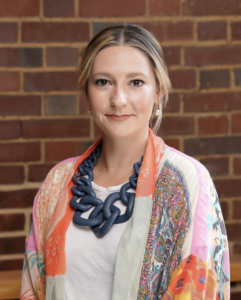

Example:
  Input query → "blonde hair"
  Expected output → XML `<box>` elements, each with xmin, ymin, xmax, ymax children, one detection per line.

<box><xmin>78</xmin><ymin>24</ymin><xmax>172</xmax><ymax>135</ymax></box>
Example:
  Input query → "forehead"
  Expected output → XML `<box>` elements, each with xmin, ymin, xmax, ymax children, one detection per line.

<box><xmin>91</xmin><ymin>45</ymin><xmax>153</xmax><ymax>76</ymax></box>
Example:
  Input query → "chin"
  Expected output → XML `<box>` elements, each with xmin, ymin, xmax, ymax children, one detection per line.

<box><xmin>101</xmin><ymin>125</ymin><xmax>138</xmax><ymax>139</ymax></box>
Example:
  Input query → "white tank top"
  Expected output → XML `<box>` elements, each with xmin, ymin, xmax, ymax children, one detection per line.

<box><xmin>65</xmin><ymin>180</ymin><xmax>136</xmax><ymax>300</ymax></box>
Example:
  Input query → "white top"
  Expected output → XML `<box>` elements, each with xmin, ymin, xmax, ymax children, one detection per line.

<box><xmin>65</xmin><ymin>179</ymin><xmax>136</xmax><ymax>300</ymax></box>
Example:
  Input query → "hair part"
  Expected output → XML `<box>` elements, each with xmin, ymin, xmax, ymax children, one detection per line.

<box><xmin>78</xmin><ymin>24</ymin><xmax>172</xmax><ymax>135</ymax></box>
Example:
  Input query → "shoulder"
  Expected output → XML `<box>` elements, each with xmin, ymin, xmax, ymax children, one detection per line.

<box><xmin>159</xmin><ymin>145</ymin><xmax>210</xmax><ymax>184</ymax></box>
<box><xmin>157</xmin><ymin>145</ymin><xmax>215</xmax><ymax>209</ymax></box>
<box><xmin>162</xmin><ymin>145</ymin><xmax>208</xmax><ymax>180</ymax></box>
<box><xmin>34</xmin><ymin>155</ymin><xmax>81</xmax><ymax>225</ymax></box>
<box><xmin>42</xmin><ymin>155</ymin><xmax>81</xmax><ymax>187</ymax></box>
<box><xmin>160</xmin><ymin>145</ymin><xmax>214</xmax><ymax>191</ymax></box>
<box><xmin>32</xmin><ymin>155</ymin><xmax>82</xmax><ymax>253</ymax></box>
<box><xmin>35</xmin><ymin>155</ymin><xmax>81</xmax><ymax>209</ymax></box>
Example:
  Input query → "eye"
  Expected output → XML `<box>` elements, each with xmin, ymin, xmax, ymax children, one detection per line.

<box><xmin>95</xmin><ymin>79</ymin><xmax>109</xmax><ymax>87</ymax></box>
<box><xmin>131</xmin><ymin>79</ymin><xmax>144</xmax><ymax>87</ymax></box>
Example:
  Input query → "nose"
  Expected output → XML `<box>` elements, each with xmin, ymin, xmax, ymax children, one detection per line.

<box><xmin>110</xmin><ymin>84</ymin><xmax>127</xmax><ymax>108</ymax></box>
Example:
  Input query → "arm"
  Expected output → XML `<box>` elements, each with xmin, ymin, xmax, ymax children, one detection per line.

<box><xmin>162</xmin><ymin>177</ymin><xmax>230</xmax><ymax>300</ymax></box>
<box><xmin>20</xmin><ymin>156</ymin><xmax>79</xmax><ymax>300</ymax></box>
<box><xmin>20</xmin><ymin>193</ymin><xmax>46</xmax><ymax>300</ymax></box>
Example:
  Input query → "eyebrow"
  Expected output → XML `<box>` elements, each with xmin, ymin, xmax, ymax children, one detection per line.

<box><xmin>92</xmin><ymin>72</ymin><xmax>149</xmax><ymax>79</ymax></box>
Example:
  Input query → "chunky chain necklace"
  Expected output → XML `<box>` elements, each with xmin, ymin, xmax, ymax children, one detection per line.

<box><xmin>69</xmin><ymin>141</ymin><xmax>143</xmax><ymax>237</ymax></box>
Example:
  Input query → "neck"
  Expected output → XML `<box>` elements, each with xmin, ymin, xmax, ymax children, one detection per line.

<box><xmin>97</xmin><ymin>127</ymin><xmax>149</xmax><ymax>175</ymax></box>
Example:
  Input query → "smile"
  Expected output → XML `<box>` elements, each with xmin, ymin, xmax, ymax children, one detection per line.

<box><xmin>106</xmin><ymin>114</ymin><xmax>132</xmax><ymax>122</ymax></box>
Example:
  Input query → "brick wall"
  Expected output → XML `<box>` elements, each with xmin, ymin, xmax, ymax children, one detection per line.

<box><xmin>0</xmin><ymin>0</ymin><xmax>240</xmax><ymax>288</ymax></box>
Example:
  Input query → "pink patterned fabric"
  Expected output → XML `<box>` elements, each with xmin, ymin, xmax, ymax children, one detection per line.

<box><xmin>20</xmin><ymin>130</ymin><xmax>230</xmax><ymax>300</ymax></box>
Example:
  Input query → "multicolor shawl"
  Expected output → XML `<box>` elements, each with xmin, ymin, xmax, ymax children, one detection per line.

<box><xmin>20</xmin><ymin>127</ymin><xmax>230</xmax><ymax>300</ymax></box>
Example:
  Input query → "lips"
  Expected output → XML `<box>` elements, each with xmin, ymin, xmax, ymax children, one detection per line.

<box><xmin>106</xmin><ymin>114</ymin><xmax>132</xmax><ymax>122</ymax></box>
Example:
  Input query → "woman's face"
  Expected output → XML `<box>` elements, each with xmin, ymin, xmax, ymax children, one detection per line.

<box><xmin>87</xmin><ymin>45</ymin><xmax>160</xmax><ymax>139</ymax></box>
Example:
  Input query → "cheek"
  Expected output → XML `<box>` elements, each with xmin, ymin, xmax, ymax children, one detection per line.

<box><xmin>132</xmin><ymin>93</ymin><xmax>154</xmax><ymax>116</ymax></box>
<box><xmin>87</xmin><ymin>85</ymin><xmax>107</xmax><ymax>111</ymax></box>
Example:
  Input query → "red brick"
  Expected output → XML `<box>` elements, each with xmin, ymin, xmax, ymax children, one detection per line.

<box><xmin>169</xmin><ymin>69</ymin><xmax>196</xmax><ymax>89</ymax></box>
<box><xmin>22</xmin><ymin>22</ymin><xmax>89</xmax><ymax>43</ymax></box>
<box><xmin>233</xmin><ymin>201</ymin><xmax>241</xmax><ymax>219</ymax></box>
<box><xmin>0</xmin><ymin>260</ymin><xmax>24</xmax><ymax>271</ymax></box>
<box><xmin>79</xmin><ymin>0</ymin><xmax>145</xmax><ymax>17</ymax></box>
<box><xmin>198</xmin><ymin>116</ymin><xmax>228</xmax><ymax>135</ymax></box>
<box><xmin>0</xmin><ymin>95</ymin><xmax>41</xmax><ymax>116</ymax></box>
<box><xmin>45</xmin><ymin>95</ymin><xmax>76</xmax><ymax>115</ymax></box>
<box><xmin>0</xmin><ymin>166</ymin><xmax>24</xmax><ymax>184</ymax></box>
<box><xmin>23</xmin><ymin>119</ymin><xmax>90</xmax><ymax>138</ymax></box>
<box><xmin>0</xmin><ymin>189</ymin><xmax>38</xmax><ymax>208</ymax></box>
<box><xmin>28</xmin><ymin>164</ymin><xmax>54</xmax><ymax>182</ymax></box>
<box><xmin>233</xmin><ymin>244</ymin><xmax>241</xmax><ymax>254</ymax></box>
<box><xmin>0</xmin><ymin>0</ymin><xmax>39</xmax><ymax>17</ymax></box>
<box><xmin>197</xmin><ymin>21</ymin><xmax>227</xmax><ymax>40</ymax></box>
<box><xmin>0</xmin><ymin>143</ymin><xmax>40</xmax><ymax>163</ymax></box>
<box><xmin>0</xmin><ymin>237</ymin><xmax>25</xmax><ymax>255</ymax></box>
<box><xmin>45</xmin><ymin>142</ymin><xmax>79</xmax><ymax>162</ymax></box>
<box><xmin>93</xmin><ymin>22</ymin><xmax>124</xmax><ymax>37</ymax></box>
<box><xmin>24</xmin><ymin>71</ymin><xmax>78</xmax><ymax>92</ymax></box>
<box><xmin>163</xmin><ymin>93</ymin><xmax>180</xmax><ymax>113</ymax></box>
<box><xmin>231</xmin><ymin>291</ymin><xmax>241</xmax><ymax>300</ymax></box>
<box><xmin>226</xmin><ymin>224</ymin><xmax>241</xmax><ymax>241</ymax></box>
<box><xmin>185</xmin><ymin>45</ymin><xmax>241</xmax><ymax>66</ymax></box>
<box><xmin>0</xmin><ymin>48</ymin><xmax>42</xmax><ymax>68</ymax></box>
<box><xmin>163</xmin><ymin>138</ymin><xmax>180</xmax><ymax>150</ymax></box>
<box><xmin>233</xmin><ymin>157</ymin><xmax>241</xmax><ymax>175</ymax></box>
<box><xmin>0</xmin><ymin>214</ymin><xmax>25</xmax><ymax>231</ymax></box>
<box><xmin>200</xmin><ymin>69</ymin><xmax>230</xmax><ymax>89</ymax></box>
<box><xmin>0</xmin><ymin>121</ymin><xmax>21</xmax><ymax>139</ymax></box>
<box><xmin>183</xmin><ymin>0</ymin><xmax>241</xmax><ymax>16</ymax></box>
<box><xmin>232</xmin><ymin>22</ymin><xmax>241</xmax><ymax>40</ymax></box>
<box><xmin>135</xmin><ymin>21</ymin><xmax>193</xmax><ymax>41</ymax></box>
<box><xmin>158</xmin><ymin>116</ymin><xmax>194</xmax><ymax>136</ymax></box>
<box><xmin>79</xmin><ymin>94</ymin><xmax>89</xmax><ymax>115</ymax></box>
<box><xmin>199</xmin><ymin>157</ymin><xmax>229</xmax><ymax>177</ymax></box>
<box><xmin>79</xmin><ymin>141</ymin><xmax>96</xmax><ymax>155</ymax></box>
<box><xmin>184</xmin><ymin>137</ymin><xmax>241</xmax><ymax>156</ymax></box>
<box><xmin>44</xmin><ymin>0</ymin><xmax>74</xmax><ymax>17</ymax></box>
<box><xmin>0</xmin><ymin>72</ymin><xmax>19</xmax><ymax>92</ymax></box>
<box><xmin>235</xmin><ymin>68</ymin><xmax>241</xmax><ymax>86</ymax></box>
<box><xmin>214</xmin><ymin>179</ymin><xmax>241</xmax><ymax>198</ymax></box>
<box><xmin>162</xmin><ymin>46</ymin><xmax>181</xmax><ymax>66</ymax></box>
<box><xmin>46</xmin><ymin>47</ymin><xmax>78</xmax><ymax>67</ymax></box>
<box><xmin>0</xmin><ymin>23</ymin><xmax>18</xmax><ymax>43</ymax></box>
<box><xmin>232</xmin><ymin>114</ymin><xmax>241</xmax><ymax>133</ymax></box>
<box><xmin>184</xmin><ymin>92</ymin><xmax>241</xmax><ymax>112</ymax></box>
<box><xmin>220</xmin><ymin>201</ymin><xmax>228</xmax><ymax>220</ymax></box>
<box><xmin>149</xmin><ymin>0</ymin><xmax>180</xmax><ymax>15</ymax></box>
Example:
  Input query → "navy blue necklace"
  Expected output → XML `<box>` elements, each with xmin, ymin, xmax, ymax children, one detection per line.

<box><xmin>69</xmin><ymin>141</ymin><xmax>144</xmax><ymax>237</ymax></box>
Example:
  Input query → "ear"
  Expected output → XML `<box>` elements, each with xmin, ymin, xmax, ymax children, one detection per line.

<box><xmin>154</xmin><ymin>87</ymin><xmax>161</xmax><ymax>104</ymax></box>
<box><xmin>156</xmin><ymin>87</ymin><xmax>165</xmax><ymax>104</ymax></box>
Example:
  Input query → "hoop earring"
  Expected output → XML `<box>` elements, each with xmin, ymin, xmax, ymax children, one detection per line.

<box><xmin>87</xmin><ymin>108</ymin><xmax>92</xmax><ymax>115</ymax></box>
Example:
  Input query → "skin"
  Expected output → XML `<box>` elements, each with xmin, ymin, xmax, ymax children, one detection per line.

<box><xmin>86</xmin><ymin>45</ymin><xmax>163</xmax><ymax>187</ymax></box>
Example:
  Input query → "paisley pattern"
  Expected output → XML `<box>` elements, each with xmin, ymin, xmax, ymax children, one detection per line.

<box><xmin>36</xmin><ymin>160</ymin><xmax>76</xmax><ymax>259</ymax></box>
<box><xmin>19</xmin><ymin>131</ymin><xmax>230</xmax><ymax>300</ymax></box>
<box><xmin>137</xmin><ymin>160</ymin><xmax>191</xmax><ymax>299</ymax></box>
<box><xmin>207</xmin><ymin>182</ymin><xmax>230</xmax><ymax>300</ymax></box>
<box><xmin>20</xmin><ymin>159</ymin><xmax>77</xmax><ymax>299</ymax></box>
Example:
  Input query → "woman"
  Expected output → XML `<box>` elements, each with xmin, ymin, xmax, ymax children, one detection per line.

<box><xmin>20</xmin><ymin>24</ymin><xmax>230</xmax><ymax>300</ymax></box>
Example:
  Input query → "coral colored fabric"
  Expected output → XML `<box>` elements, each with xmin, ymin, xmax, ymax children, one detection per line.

<box><xmin>20</xmin><ymin>128</ymin><xmax>230</xmax><ymax>300</ymax></box>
